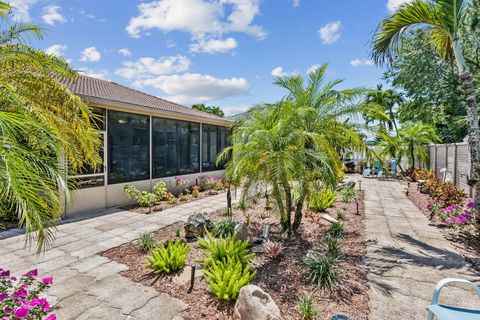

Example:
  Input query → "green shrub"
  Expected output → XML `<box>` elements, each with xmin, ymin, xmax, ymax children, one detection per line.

<box><xmin>304</xmin><ymin>251</ymin><xmax>340</xmax><ymax>292</ymax></box>
<box><xmin>152</xmin><ymin>181</ymin><xmax>167</xmax><ymax>199</ymax></box>
<box><xmin>339</xmin><ymin>187</ymin><xmax>356</xmax><ymax>203</ymax></box>
<box><xmin>198</xmin><ymin>232</ymin><xmax>253</xmax><ymax>267</ymax></box>
<box><xmin>138</xmin><ymin>232</ymin><xmax>157</xmax><ymax>252</ymax></box>
<box><xmin>323</xmin><ymin>235</ymin><xmax>341</xmax><ymax>257</ymax></box>
<box><xmin>145</xmin><ymin>240</ymin><xmax>190</xmax><ymax>274</ymax></box>
<box><xmin>309</xmin><ymin>189</ymin><xmax>336</xmax><ymax>212</ymax></box>
<box><xmin>297</xmin><ymin>294</ymin><xmax>319</xmax><ymax>320</ymax></box>
<box><xmin>202</xmin><ymin>258</ymin><xmax>256</xmax><ymax>301</ymax></box>
<box><xmin>123</xmin><ymin>185</ymin><xmax>159</xmax><ymax>207</ymax></box>
<box><xmin>329</xmin><ymin>222</ymin><xmax>345</xmax><ymax>238</ymax></box>
<box><xmin>212</xmin><ymin>219</ymin><xmax>235</xmax><ymax>238</ymax></box>
<box><xmin>336</xmin><ymin>209</ymin><xmax>346</xmax><ymax>221</ymax></box>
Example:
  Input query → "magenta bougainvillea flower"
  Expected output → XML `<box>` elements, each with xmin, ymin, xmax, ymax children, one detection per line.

<box><xmin>0</xmin><ymin>269</ymin><xmax>56</xmax><ymax>320</ymax></box>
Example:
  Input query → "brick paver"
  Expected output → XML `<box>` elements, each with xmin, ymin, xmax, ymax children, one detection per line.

<box><xmin>0</xmin><ymin>192</ymin><xmax>234</xmax><ymax>320</ymax></box>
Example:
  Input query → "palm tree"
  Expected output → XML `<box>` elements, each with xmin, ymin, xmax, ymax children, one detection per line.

<box><xmin>399</xmin><ymin>123</ymin><xmax>441</xmax><ymax>169</ymax></box>
<box><xmin>220</xmin><ymin>65</ymin><xmax>379</xmax><ymax>234</ymax></box>
<box><xmin>191</xmin><ymin>104</ymin><xmax>225</xmax><ymax>117</ymax></box>
<box><xmin>371</xmin><ymin>0</ymin><xmax>480</xmax><ymax>201</ymax></box>
<box><xmin>363</xmin><ymin>84</ymin><xmax>403</xmax><ymax>134</ymax></box>
<box><xmin>0</xmin><ymin>2</ymin><xmax>101</xmax><ymax>251</ymax></box>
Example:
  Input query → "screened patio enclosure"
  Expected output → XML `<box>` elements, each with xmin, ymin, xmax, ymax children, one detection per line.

<box><xmin>62</xmin><ymin>75</ymin><xmax>230</xmax><ymax>216</ymax></box>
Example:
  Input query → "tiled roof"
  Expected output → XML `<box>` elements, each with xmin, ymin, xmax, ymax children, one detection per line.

<box><xmin>60</xmin><ymin>74</ymin><xmax>228</xmax><ymax>123</ymax></box>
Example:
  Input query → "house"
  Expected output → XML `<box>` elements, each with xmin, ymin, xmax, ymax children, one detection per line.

<box><xmin>61</xmin><ymin>75</ymin><xmax>230</xmax><ymax>216</ymax></box>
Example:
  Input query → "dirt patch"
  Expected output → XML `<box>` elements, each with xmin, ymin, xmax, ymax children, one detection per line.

<box><xmin>404</xmin><ymin>181</ymin><xmax>480</xmax><ymax>274</ymax></box>
<box><xmin>101</xmin><ymin>191</ymin><xmax>369</xmax><ymax>320</ymax></box>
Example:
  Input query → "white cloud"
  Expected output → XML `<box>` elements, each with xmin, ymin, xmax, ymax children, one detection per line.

<box><xmin>41</xmin><ymin>5</ymin><xmax>66</xmax><ymax>25</ymax></box>
<box><xmin>118</xmin><ymin>48</ymin><xmax>132</xmax><ymax>57</ymax></box>
<box><xmin>45</xmin><ymin>44</ymin><xmax>67</xmax><ymax>57</ymax></box>
<box><xmin>116</xmin><ymin>55</ymin><xmax>191</xmax><ymax>79</ymax></box>
<box><xmin>271</xmin><ymin>66</ymin><xmax>290</xmax><ymax>77</ymax></box>
<box><xmin>126</xmin><ymin>0</ymin><xmax>266</xmax><ymax>40</ymax></box>
<box><xmin>78</xmin><ymin>68</ymin><xmax>109</xmax><ymax>80</ymax></box>
<box><xmin>79</xmin><ymin>9</ymin><xmax>106</xmax><ymax>22</ymax></box>
<box><xmin>350</xmin><ymin>59</ymin><xmax>374</xmax><ymax>67</ymax></box>
<box><xmin>136</xmin><ymin>73</ymin><xmax>250</xmax><ymax>105</ymax></box>
<box><xmin>8</xmin><ymin>0</ymin><xmax>38</xmax><ymax>21</ymax></box>
<box><xmin>318</xmin><ymin>21</ymin><xmax>342</xmax><ymax>45</ymax></box>
<box><xmin>80</xmin><ymin>47</ymin><xmax>101</xmax><ymax>62</ymax></box>
<box><xmin>166</xmin><ymin>39</ymin><xmax>177</xmax><ymax>48</ymax></box>
<box><xmin>190</xmin><ymin>37</ymin><xmax>238</xmax><ymax>53</ymax></box>
<box><xmin>292</xmin><ymin>0</ymin><xmax>300</xmax><ymax>7</ymax></box>
<box><xmin>386</xmin><ymin>0</ymin><xmax>413</xmax><ymax>12</ymax></box>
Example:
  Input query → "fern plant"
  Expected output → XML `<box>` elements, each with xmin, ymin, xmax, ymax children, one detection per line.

<box><xmin>309</xmin><ymin>189</ymin><xmax>336</xmax><ymax>212</ymax></box>
<box><xmin>202</xmin><ymin>258</ymin><xmax>256</xmax><ymax>301</ymax></box>
<box><xmin>198</xmin><ymin>232</ymin><xmax>253</xmax><ymax>267</ymax></box>
<box><xmin>145</xmin><ymin>240</ymin><xmax>190</xmax><ymax>274</ymax></box>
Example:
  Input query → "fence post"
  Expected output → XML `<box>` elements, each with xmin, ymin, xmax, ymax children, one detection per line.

<box><xmin>453</xmin><ymin>144</ymin><xmax>458</xmax><ymax>185</ymax></box>
<box><xmin>434</xmin><ymin>145</ymin><xmax>438</xmax><ymax>176</ymax></box>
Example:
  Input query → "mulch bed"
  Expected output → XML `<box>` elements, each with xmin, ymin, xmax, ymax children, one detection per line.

<box><xmin>119</xmin><ymin>190</ymin><xmax>226</xmax><ymax>214</ymax></box>
<box><xmin>404</xmin><ymin>181</ymin><xmax>480</xmax><ymax>274</ymax></box>
<box><xmin>101</xmin><ymin>190</ymin><xmax>369</xmax><ymax>320</ymax></box>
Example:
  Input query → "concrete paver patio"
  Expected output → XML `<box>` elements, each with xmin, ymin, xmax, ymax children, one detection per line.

<box><xmin>363</xmin><ymin>177</ymin><xmax>480</xmax><ymax>319</ymax></box>
<box><xmin>0</xmin><ymin>193</ymin><xmax>233</xmax><ymax>320</ymax></box>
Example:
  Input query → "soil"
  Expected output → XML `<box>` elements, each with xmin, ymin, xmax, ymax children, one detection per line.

<box><xmin>102</xmin><ymin>190</ymin><xmax>369</xmax><ymax>320</ymax></box>
<box><xmin>120</xmin><ymin>190</ymin><xmax>225</xmax><ymax>214</ymax></box>
<box><xmin>404</xmin><ymin>181</ymin><xmax>480</xmax><ymax>274</ymax></box>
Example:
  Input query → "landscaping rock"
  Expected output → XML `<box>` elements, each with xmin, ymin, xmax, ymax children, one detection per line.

<box><xmin>184</xmin><ymin>212</ymin><xmax>211</xmax><ymax>239</ymax></box>
<box><xmin>320</xmin><ymin>213</ymin><xmax>338</xmax><ymax>224</ymax></box>
<box><xmin>233</xmin><ymin>285</ymin><xmax>282</xmax><ymax>320</ymax></box>
<box><xmin>234</xmin><ymin>222</ymin><xmax>249</xmax><ymax>242</ymax></box>
<box><xmin>337</xmin><ymin>181</ymin><xmax>356</xmax><ymax>191</ymax></box>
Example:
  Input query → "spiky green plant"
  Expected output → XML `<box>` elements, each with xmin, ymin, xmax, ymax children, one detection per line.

<box><xmin>339</xmin><ymin>187</ymin><xmax>357</xmax><ymax>203</ymax></box>
<box><xmin>309</xmin><ymin>189</ymin><xmax>337</xmax><ymax>212</ymax></box>
<box><xmin>202</xmin><ymin>258</ymin><xmax>256</xmax><ymax>301</ymax></box>
<box><xmin>329</xmin><ymin>222</ymin><xmax>345</xmax><ymax>238</ymax></box>
<box><xmin>211</xmin><ymin>219</ymin><xmax>235</xmax><ymax>239</ymax></box>
<box><xmin>145</xmin><ymin>240</ymin><xmax>189</xmax><ymax>274</ymax></box>
<box><xmin>304</xmin><ymin>251</ymin><xmax>340</xmax><ymax>292</ymax></box>
<box><xmin>138</xmin><ymin>232</ymin><xmax>157</xmax><ymax>252</ymax></box>
<box><xmin>323</xmin><ymin>235</ymin><xmax>341</xmax><ymax>257</ymax></box>
<box><xmin>297</xmin><ymin>293</ymin><xmax>320</xmax><ymax>320</ymax></box>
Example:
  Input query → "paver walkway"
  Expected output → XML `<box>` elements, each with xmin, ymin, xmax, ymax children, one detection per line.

<box><xmin>363</xmin><ymin>177</ymin><xmax>480</xmax><ymax>319</ymax></box>
<box><xmin>0</xmin><ymin>193</ymin><xmax>234</xmax><ymax>320</ymax></box>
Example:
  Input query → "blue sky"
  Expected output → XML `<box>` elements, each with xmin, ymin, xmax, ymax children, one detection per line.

<box><xmin>10</xmin><ymin>0</ymin><xmax>409</xmax><ymax>116</ymax></box>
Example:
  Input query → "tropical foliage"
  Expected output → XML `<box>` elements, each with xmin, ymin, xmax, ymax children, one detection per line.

<box><xmin>220</xmin><ymin>64</ymin><xmax>382</xmax><ymax>235</ymax></box>
<box><xmin>145</xmin><ymin>240</ymin><xmax>190</xmax><ymax>274</ymax></box>
<box><xmin>191</xmin><ymin>104</ymin><xmax>225</xmax><ymax>118</ymax></box>
<box><xmin>0</xmin><ymin>2</ymin><xmax>101</xmax><ymax>250</ymax></box>
<box><xmin>372</xmin><ymin>0</ymin><xmax>480</xmax><ymax>221</ymax></box>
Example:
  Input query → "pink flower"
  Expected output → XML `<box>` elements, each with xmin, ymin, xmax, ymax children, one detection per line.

<box><xmin>45</xmin><ymin>314</ymin><xmax>57</xmax><ymax>320</ymax></box>
<box><xmin>23</xmin><ymin>269</ymin><xmax>38</xmax><ymax>277</ymax></box>
<box><xmin>42</xmin><ymin>277</ymin><xmax>53</xmax><ymax>285</ymax></box>
<box><xmin>12</xmin><ymin>289</ymin><xmax>28</xmax><ymax>299</ymax></box>
<box><xmin>0</xmin><ymin>270</ymin><xmax>10</xmax><ymax>277</ymax></box>
<box><xmin>4</xmin><ymin>306</ymin><xmax>13</xmax><ymax>313</ymax></box>
<box><xmin>13</xmin><ymin>307</ymin><xmax>29</xmax><ymax>318</ymax></box>
<box><xmin>0</xmin><ymin>293</ymin><xmax>8</xmax><ymax>302</ymax></box>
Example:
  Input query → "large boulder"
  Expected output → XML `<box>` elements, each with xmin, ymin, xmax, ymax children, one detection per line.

<box><xmin>184</xmin><ymin>212</ymin><xmax>211</xmax><ymax>239</ymax></box>
<box><xmin>234</xmin><ymin>285</ymin><xmax>282</xmax><ymax>320</ymax></box>
<box><xmin>233</xmin><ymin>222</ymin><xmax>249</xmax><ymax>242</ymax></box>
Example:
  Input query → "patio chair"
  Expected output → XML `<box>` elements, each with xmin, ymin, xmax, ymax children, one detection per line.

<box><xmin>376</xmin><ymin>170</ymin><xmax>384</xmax><ymax>179</ymax></box>
<box><xmin>362</xmin><ymin>168</ymin><xmax>371</xmax><ymax>177</ymax></box>
<box><xmin>427</xmin><ymin>278</ymin><xmax>480</xmax><ymax>320</ymax></box>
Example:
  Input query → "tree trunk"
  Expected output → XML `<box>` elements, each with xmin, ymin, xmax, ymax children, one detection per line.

<box><xmin>292</xmin><ymin>187</ymin><xmax>307</xmax><ymax>232</ymax></box>
<box><xmin>272</xmin><ymin>183</ymin><xmax>289</xmax><ymax>232</ymax></box>
<box><xmin>282</xmin><ymin>182</ymin><xmax>293</xmax><ymax>235</ymax></box>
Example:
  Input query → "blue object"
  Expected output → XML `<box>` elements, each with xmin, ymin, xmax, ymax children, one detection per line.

<box><xmin>390</xmin><ymin>158</ymin><xmax>397</xmax><ymax>174</ymax></box>
<box><xmin>377</xmin><ymin>170</ymin><xmax>384</xmax><ymax>178</ymax></box>
<box><xmin>373</xmin><ymin>160</ymin><xmax>381</xmax><ymax>173</ymax></box>
<box><xmin>331</xmin><ymin>314</ymin><xmax>349</xmax><ymax>320</ymax></box>
<box><xmin>427</xmin><ymin>278</ymin><xmax>480</xmax><ymax>320</ymax></box>
<box><xmin>362</xmin><ymin>168</ymin><xmax>371</xmax><ymax>177</ymax></box>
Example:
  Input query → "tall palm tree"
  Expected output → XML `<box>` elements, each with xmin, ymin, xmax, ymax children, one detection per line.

<box><xmin>372</xmin><ymin>0</ymin><xmax>480</xmax><ymax>201</ymax></box>
<box><xmin>0</xmin><ymin>2</ymin><xmax>101</xmax><ymax>251</ymax></box>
